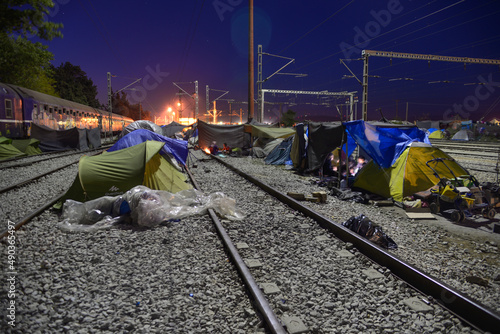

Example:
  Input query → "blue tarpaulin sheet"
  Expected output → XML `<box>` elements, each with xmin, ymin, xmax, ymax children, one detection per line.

<box><xmin>345</xmin><ymin>120</ymin><xmax>429</xmax><ymax>168</ymax></box>
<box><xmin>108</xmin><ymin>129</ymin><xmax>188</xmax><ymax>166</ymax></box>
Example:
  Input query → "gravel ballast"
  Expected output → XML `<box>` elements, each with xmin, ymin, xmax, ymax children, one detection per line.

<box><xmin>0</xmin><ymin>147</ymin><xmax>499</xmax><ymax>333</ymax></box>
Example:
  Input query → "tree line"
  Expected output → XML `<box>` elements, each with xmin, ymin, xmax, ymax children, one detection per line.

<box><xmin>0</xmin><ymin>0</ymin><xmax>151</xmax><ymax>121</ymax></box>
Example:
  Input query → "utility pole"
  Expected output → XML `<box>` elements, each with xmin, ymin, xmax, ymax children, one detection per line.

<box><xmin>194</xmin><ymin>80</ymin><xmax>198</xmax><ymax>120</ymax></box>
<box><xmin>107</xmin><ymin>72</ymin><xmax>112</xmax><ymax>141</ymax></box>
<box><xmin>173</xmin><ymin>81</ymin><xmax>198</xmax><ymax>123</ymax></box>
<box><xmin>362</xmin><ymin>53</ymin><xmax>369</xmax><ymax>121</ymax></box>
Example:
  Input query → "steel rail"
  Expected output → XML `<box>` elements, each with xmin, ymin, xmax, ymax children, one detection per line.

<box><xmin>212</xmin><ymin>155</ymin><xmax>500</xmax><ymax>333</ymax></box>
<box><xmin>0</xmin><ymin>145</ymin><xmax>110</xmax><ymax>170</ymax></box>
<box><xmin>0</xmin><ymin>194</ymin><xmax>62</xmax><ymax>239</ymax></box>
<box><xmin>0</xmin><ymin>159</ymin><xmax>79</xmax><ymax>195</ymax></box>
<box><xmin>184</xmin><ymin>162</ymin><xmax>287</xmax><ymax>334</ymax></box>
<box><xmin>0</xmin><ymin>149</ymin><xmax>106</xmax><ymax>194</ymax></box>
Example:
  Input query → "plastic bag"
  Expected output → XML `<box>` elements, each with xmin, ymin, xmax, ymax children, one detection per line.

<box><xmin>342</xmin><ymin>214</ymin><xmax>397</xmax><ymax>249</ymax></box>
<box><xmin>58</xmin><ymin>186</ymin><xmax>244</xmax><ymax>232</ymax></box>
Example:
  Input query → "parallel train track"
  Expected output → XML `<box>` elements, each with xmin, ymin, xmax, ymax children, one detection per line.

<box><xmin>1</xmin><ymin>146</ymin><xmax>499</xmax><ymax>333</ymax></box>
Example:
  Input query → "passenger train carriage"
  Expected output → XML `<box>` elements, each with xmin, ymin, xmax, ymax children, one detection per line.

<box><xmin>0</xmin><ymin>82</ymin><xmax>134</xmax><ymax>138</ymax></box>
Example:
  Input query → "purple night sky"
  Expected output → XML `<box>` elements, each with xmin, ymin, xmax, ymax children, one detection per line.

<box><xmin>42</xmin><ymin>0</ymin><xmax>500</xmax><ymax>123</ymax></box>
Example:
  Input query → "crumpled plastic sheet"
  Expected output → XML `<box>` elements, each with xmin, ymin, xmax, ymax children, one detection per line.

<box><xmin>342</xmin><ymin>214</ymin><xmax>398</xmax><ymax>249</ymax></box>
<box><xmin>58</xmin><ymin>185</ymin><xmax>245</xmax><ymax>232</ymax></box>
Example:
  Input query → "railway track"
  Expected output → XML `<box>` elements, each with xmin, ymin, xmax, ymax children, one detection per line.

<box><xmin>1</xmin><ymin>148</ymin><xmax>499</xmax><ymax>333</ymax></box>
<box><xmin>0</xmin><ymin>145</ymin><xmax>111</xmax><ymax>170</ymax></box>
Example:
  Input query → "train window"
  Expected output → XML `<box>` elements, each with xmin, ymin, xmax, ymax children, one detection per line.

<box><xmin>5</xmin><ymin>99</ymin><xmax>13</xmax><ymax>118</ymax></box>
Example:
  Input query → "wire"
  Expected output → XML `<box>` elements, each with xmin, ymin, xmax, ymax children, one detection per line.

<box><xmin>179</xmin><ymin>0</ymin><xmax>206</xmax><ymax>81</ymax></box>
<box><xmin>295</xmin><ymin>0</ymin><xmax>466</xmax><ymax>71</ymax></box>
<box><xmin>277</xmin><ymin>0</ymin><xmax>355</xmax><ymax>54</ymax></box>
<box><xmin>176</xmin><ymin>0</ymin><xmax>199</xmax><ymax>81</ymax></box>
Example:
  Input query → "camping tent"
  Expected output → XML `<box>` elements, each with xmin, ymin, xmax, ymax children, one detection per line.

<box><xmin>265</xmin><ymin>136</ymin><xmax>293</xmax><ymax>165</ymax></box>
<box><xmin>427</xmin><ymin>128</ymin><xmax>445</xmax><ymax>139</ymax></box>
<box><xmin>452</xmin><ymin>129</ymin><xmax>474</xmax><ymax>141</ymax></box>
<box><xmin>107</xmin><ymin>129</ymin><xmax>188</xmax><ymax>166</ymax></box>
<box><xmin>162</xmin><ymin>121</ymin><xmax>188</xmax><ymax>138</ymax></box>
<box><xmin>352</xmin><ymin>142</ymin><xmax>469</xmax><ymax>201</ymax></box>
<box><xmin>345</xmin><ymin>120</ymin><xmax>429</xmax><ymax>168</ymax></box>
<box><xmin>120</xmin><ymin>120</ymin><xmax>163</xmax><ymax>137</ymax></box>
<box><xmin>57</xmin><ymin>141</ymin><xmax>192</xmax><ymax>206</ymax></box>
<box><xmin>11</xmin><ymin>138</ymin><xmax>42</xmax><ymax>155</ymax></box>
<box><xmin>0</xmin><ymin>137</ymin><xmax>26</xmax><ymax>160</ymax></box>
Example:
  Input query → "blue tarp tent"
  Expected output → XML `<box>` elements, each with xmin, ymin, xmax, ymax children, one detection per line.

<box><xmin>345</xmin><ymin>120</ymin><xmax>429</xmax><ymax>168</ymax></box>
<box><xmin>265</xmin><ymin>136</ymin><xmax>293</xmax><ymax>165</ymax></box>
<box><xmin>108</xmin><ymin>129</ymin><xmax>188</xmax><ymax>166</ymax></box>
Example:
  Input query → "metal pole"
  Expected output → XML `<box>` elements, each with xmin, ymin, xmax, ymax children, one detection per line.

<box><xmin>107</xmin><ymin>72</ymin><xmax>112</xmax><ymax>142</ymax></box>
<box><xmin>248</xmin><ymin>0</ymin><xmax>254</xmax><ymax>122</ymax></box>
<box><xmin>195</xmin><ymin>80</ymin><xmax>199</xmax><ymax>120</ymax></box>
<box><xmin>349</xmin><ymin>94</ymin><xmax>354</xmax><ymax>121</ymax></box>
<box><xmin>206</xmin><ymin>85</ymin><xmax>209</xmax><ymax>116</ymax></box>
<box><xmin>258</xmin><ymin>44</ymin><xmax>262</xmax><ymax>122</ymax></box>
<box><xmin>362</xmin><ymin>53</ymin><xmax>369</xmax><ymax>121</ymax></box>
<box><xmin>261</xmin><ymin>91</ymin><xmax>265</xmax><ymax>122</ymax></box>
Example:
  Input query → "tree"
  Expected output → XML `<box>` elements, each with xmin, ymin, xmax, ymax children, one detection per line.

<box><xmin>52</xmin><ymin>62</ymin><xmax>100</xmax><ymax>108</ymax></box>
<box><xmin>281</xmin><ymin>109</ymin><xmax>296</xmax><ymax>127</ymax></box>
<box><xmin>0</xmin><ymin>1</ymin><xmax>63</xmax><ymax>93</ymax></box>
<box><xmin>112</xmin><ymin>91</ymin><xmax>152</xmax><ymax>121</ymax></box>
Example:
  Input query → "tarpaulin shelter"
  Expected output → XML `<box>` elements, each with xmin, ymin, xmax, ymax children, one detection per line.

<box><xmin>306</xmin><ymin>122</ymin><xmax>346</xmax><ymax>172</ymax></box>
<box><xmin>345</xmin><ymin>120</ymin><xmax>429</xmax><ymax>168</ymax></box>
<box><xmin>57</xmin><ymin>141</ymin><xmax>192</xmax><ymax>207</ymax></box>
<box><xmin>353</xmin><ymin>142</ymin><xmax>469</xmax><ymax>201</ymax></box>
<box><xmin>265</xmin><ymin>136</ymin><xmax>293</xmax><ymax>165</ymax></box>
<box><xmin>0</xmin><ymin>136</ymin><xmax>26</xmax><ymax>160</ymax></box>
<box><xmin>250</xmin><ymin>125</ymin><xmax>295</xmax><ymax>139</ymax></box>
<box><xmin>107</xmin><ymin>129</ymin><xmax>188</xmax><ymax>166</ymax></box>
<box><xmin>11</xmin><ymin>138</ymin><xmax>42</xmax><ymax>156</ymax></box>
<box><xmin>161</xmin><ymin>121</ymin><xmax>188</xmax><ymax>138</ymax></box>
<box><xmin>120</xmin><ymin>120</ymin><xmax>163</xmax><ymax>137</ymax></box>
<box><xmin>251</xmin><ymin>125</ymin><xmax>295</xmax><ymax>158</ymax></box>
<box><xmin>86</xmin><ymin>127</ymin><xmax>102</xmax><ymax>149</ymax></box>
<box><xmin>452</xmin><ymin>129</ymin><xmax>474</xmax><ymax>141</ymax></box>
<box><xmin>197</xmin><ymin>120</ymin><xmax>250</xmax><ymax>151</ymax></box>
<box><xmin>290</xmin><ymin>123</ymin><xmax>307</xmax><ymax>169</ymax></box>
<box><xmin>31</xmin><ymin>123</ymin><xmax>89</xmax><ymax>151</ymax></box>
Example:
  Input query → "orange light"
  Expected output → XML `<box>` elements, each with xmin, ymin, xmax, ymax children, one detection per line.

<box><xmin>204</xmin><ymin>147</ymin><xmax>211</xmax><ymax>154</ymax></box>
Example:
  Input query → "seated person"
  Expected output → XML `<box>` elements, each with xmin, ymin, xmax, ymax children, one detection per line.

<box><xmin>222</xmin><ymin>143</ymin><xmax>231</xmax><ymax>154</ymax></box>
<box><xmin>209</xmin><ymin>141</ymin><xmax>219</xmax><ymax>155</ymax></box>
<box><xmin>353</xmin><ymin>156</ymin><xmax>367</xmax><ymax>175</ymax></box>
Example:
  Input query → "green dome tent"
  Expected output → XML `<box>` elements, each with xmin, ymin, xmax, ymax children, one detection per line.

<box><xmin>11</xmin><ymin>138</ymin><xmax>42</xmax><ymax>155</ymax></box>
<box><xmin>57</xmin><ymin>140</ymin><xmax>192</xmax><ymax>207</ymax></box>
<box><xmin>0</xmin><ymin>136</ymin><xmax>26</xmax><ymax>160</ymax></box>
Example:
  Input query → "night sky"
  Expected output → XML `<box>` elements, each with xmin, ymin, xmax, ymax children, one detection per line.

<box><xmin>43</xmin><ymin>0</ymin><xmax>500</xmax><ymax>123</ymax></box>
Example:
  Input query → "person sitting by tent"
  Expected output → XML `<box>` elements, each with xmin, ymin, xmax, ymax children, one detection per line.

<box><xmin>222</xmin><ymin>143</ymin><xmax>231</xmax><ymax>154</ymax></box>
<box><xmin>322</xmin><ymin>152</ymin><xmax>336</xmax><ymax>176</ymax></box>
<box><xmin>353</xmin><ymin>156</ymin><xmax>366</xmax><ymax>175</ymax></box>
<box><xmin>209</xmin><ymin>141</ymin><xmax>219</xmax><ymax>155</ymax></box>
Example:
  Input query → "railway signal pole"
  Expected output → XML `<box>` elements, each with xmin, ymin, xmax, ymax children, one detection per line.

<box><xmin>173</xmin><ymin>81</ymin><xmax>199</xmax><ymax>122</ymax></box>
